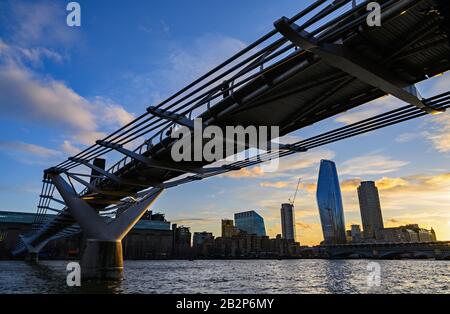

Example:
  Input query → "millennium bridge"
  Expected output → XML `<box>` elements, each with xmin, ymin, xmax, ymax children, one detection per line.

<box><xmin>13</xmin><ymin>0</ymin><xmax>450</xmax><ymax>280</ymax></box>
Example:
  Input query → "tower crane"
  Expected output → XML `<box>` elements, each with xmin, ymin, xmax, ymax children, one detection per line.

<box><xmin>288</xmin><ymin>178</ymin><xmax>301</xmax><ymax>206</ymax></box>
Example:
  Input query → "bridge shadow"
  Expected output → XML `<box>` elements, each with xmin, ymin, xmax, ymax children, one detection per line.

<box><xmin>330</xmin><ymin>251</ymin><xmax>372</xmax><ymax>259</ymax></box>
<box><xmin>23</xmin><ymin>260</ymin><xmax>124</xmax><ymax>293</ymax></box>
<box><xmin>377</xmin><ymin>251</ymin><xmax>434</xmax><ymax>259</ymax></box>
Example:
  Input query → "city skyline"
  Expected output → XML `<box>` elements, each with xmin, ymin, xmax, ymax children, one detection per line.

<box><xmin>147</xmin><ymin>162</ymin><xmax>442</xmax><ymax>246</ymax></box>
<box><xmin>0</xmin><ymin>0</ymin><xmax>449</xmax><ymax>247</ymax></box>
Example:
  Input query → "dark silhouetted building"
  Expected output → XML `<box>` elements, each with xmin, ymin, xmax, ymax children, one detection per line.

<box><xmin>122</xmin><ymin>215</ymin><xmax>172</xmax><ymax>259</ymax></box>
<box><xmin>0</xmin><ymin>210</ymin><xmax>173</xmax><ymax>259</ymax></box>
<box><xmin>346</xmin><ymin>224</ymin><xmax>362</xmax><ymax>243</ymax></box>
<box><xmin>280</xmin><ymin>203</ymin><xmax>296</xmax><ymax>241</ymax></box>
<box><xmin>201</xmin><ymin>232</ymin><xmax>302</xmax><ymax>258</ymax></box>
<box><xmin>193</xmin><ymin>231</ymin><xmax>214</xmax><ymax>257</ymax></box>
<box><xmin>221</xmin><ymin>219</ymin><xmax>239</xmax><ymax>238</ymax></box>
<box><xmin>172</xmin><ymin>224</ymin><xmax>192</xmax><ymax>258</ymax></box>
<box><xmin>357</xmin><ymin>181</ymin><xmax>384</xmax><ymax>240</ymax></box>
<box><xmin>381</xmin><ymin>224</ymin><xmax>437</xmax><ymax>243</ymax></box>
<box><xmin>316</xmin><ymin>160</ymin><xmax>346</xmax><ymax>244</ymax></box>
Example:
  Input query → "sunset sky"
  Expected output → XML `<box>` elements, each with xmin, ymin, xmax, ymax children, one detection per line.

<box><xmin>0</xmin><ymin>0</ymin><xmax>449</xmax><ymax>246</ymax></box>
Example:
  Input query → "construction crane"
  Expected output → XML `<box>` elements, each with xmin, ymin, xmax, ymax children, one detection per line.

<box><xmin>288</xmin><ymin>178</ymin><xmax>301</xmax><ymax>206</ymax></box>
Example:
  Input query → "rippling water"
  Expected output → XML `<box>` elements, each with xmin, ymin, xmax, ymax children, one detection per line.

<box><xmin>0</xmin><ymin>260</ymin><xmax>448</xmax><ymax>294</ymax></box>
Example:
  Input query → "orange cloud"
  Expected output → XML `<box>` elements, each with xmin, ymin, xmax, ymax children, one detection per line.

<box><xmin>296</xmin><ymin>222</ymin><xmax>313</xmax><ymax>230</ymax></box>
<box><xmin>376</xmin><ymin>177</ymin><xmax>409</xmax><ymax>190</ymax></box>
<box><xmin>340</xmin><ymin>178</ymin><xmax>361</xmax><ymax>192</ymax></box>
<box><xmin>224</xmin><ymin>166</ymin><xmax>265</xmax><ymax>178</ymax></box>
<box><xmin>425</xmin><ymin>114</ymin><xmax>450</xmax><ymax>153</ymax></box>
<box><xmin>260</xmin><ymin>181</ymin><xmax>290</xmax><ymax>188</ymax></box>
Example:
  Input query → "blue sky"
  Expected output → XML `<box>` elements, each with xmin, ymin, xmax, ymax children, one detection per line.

<box><xmin>0</xmin><ymin>0</ymin><xmax>449</xmax><ymax>245</ymax></box>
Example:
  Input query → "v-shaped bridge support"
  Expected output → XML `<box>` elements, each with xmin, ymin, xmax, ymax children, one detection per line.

<box><xmin>47</xmin><ymin>173</ymin><xmax>164</xmax><ymax>280</ymax></box>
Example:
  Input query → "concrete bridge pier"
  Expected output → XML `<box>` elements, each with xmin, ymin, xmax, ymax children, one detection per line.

<box><xmin>81</xmin><ymin>239</ymin><xmax>124</xmax><ymax>280</ymax></box>
<box><xmin>25</xmin><ymin>252</ymin><xmax>39</xmax><ymax>263</ymax></box>
<box><xmin>48</xmin><ymin>173</ymin><xmax>164</xmax><ymax>281</ymax></box>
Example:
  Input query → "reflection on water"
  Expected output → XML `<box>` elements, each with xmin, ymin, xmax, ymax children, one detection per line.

<box><xmin>0</xmin><ymin>259</ymin><xmax>448</xmax><ymax>294</ymax></box>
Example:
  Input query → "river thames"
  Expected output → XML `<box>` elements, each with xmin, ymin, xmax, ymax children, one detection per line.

<box><xmin>0</xmin><ymin>259</ymin><xmax>448</xmax><ymax>294</ymax></box>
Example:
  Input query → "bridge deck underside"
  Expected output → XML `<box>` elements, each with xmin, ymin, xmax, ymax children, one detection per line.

<box><xmin>90</xmin><ymin>0</ymin><xmax>450</xmax><ymax>206</ymax></box>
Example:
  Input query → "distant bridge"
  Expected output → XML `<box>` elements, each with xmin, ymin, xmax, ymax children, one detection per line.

<box><xmin>13</xmin><ymin>0</ymin><xmax>450</xmax><ymax>280</ymax></box>
<box><xmin>319</xmin><ymin>241</ymin><xmax>450</xmax><ymax>259</ymax></box>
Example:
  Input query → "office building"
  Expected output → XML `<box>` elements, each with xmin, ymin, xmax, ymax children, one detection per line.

<box><xmin>172</xmin><ymin>224</ymin><xmax>192</xmax><ymax>258</ymax></box>
<box><xmin>357</xmin><ymin>181</ymin><xmax>384</xmax><ymax>240</ymax></box>
<box><xmin>280</xmin><ymin>203</ymin><xmax>297</xmax><ymax>241</ymax></box>
<box><xmin>381</xmin><ymin>224</ymin><xmax>437</xmax><ymax>243</ymax></box>
<box><xmin>316</xmin><ymin>160</ymin><xmax>347</xmax><ymax>244</ymax></box>
<box><xmin>221</xmin><ymin>219</ymin><xmax>239</xmax><ymax>238</ymax></box>
<box><xmin>193</xmin><ymin>231</ymin><xmax>215</xmax><ymax>257</ymax></box>
<box><xmin>193</xmin><ymin>231</ymin><xmax>214</xmax><ymax>247</ymax></box>
<box><xmin>234</xmin><ymin>210</ymin><xmax>266</xmax><ymax>237</ymax></box>
<box><xmin>347</xmin><ymin>224</ymin><xmax>362</xmax><ymax>243</ymax></box>
<box><xmin>0</xmin><ymin>210</ymin><xmax>173</xmax><ymax>259</ymax></box>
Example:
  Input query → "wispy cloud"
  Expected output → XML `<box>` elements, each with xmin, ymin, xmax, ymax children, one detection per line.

<box><xmin>395</xmin><ymin>132</ymin><xmax>424</xmax><ymax>143</ymax></box>
<box><xmin>423</xmin><ymin>114</ymin><xmax>450</xmax><ymax>153</ymax></box>
<box><xmin>0</xmin><ymin>39</ymin><xmax>64</xmax><ymax>67</ymax></box>
<box><xmin>0</xmin><ymin>140</ymin><xmax>62</xmax><ymax>165</ymax></box>
<box><xmin>395</xmin><ymin>73</ymin><xmax>450</xmax><ymax>153</ymax></box>
<box><xmin>123</xmin><ymin>34</ymin><xmax>247</xmax><ymax>106</ymax></box>
<box><xmin>2</xmin><ymin>0</ymin><xmax>79</xmax><ymax>47</ymax></box>
<box><xmin>0</xmin><ymin>63</ymin><xmax>96</xmax><ymax>131</ymax></box>
<box><xmin>0</xmin><ymin>140</ymin><xmax>60</xmax><ymax>157</ymax></box>
<box><xmin>334</xmin><ymin>95</ymin><xmax>402</xmax><ymax>125</ymax></box>
<box><xmin>171</xmin><ymin>217</ymin><xmax>216</xmax><ymax>224</ymax></box>
<box><xmin>223</xmin><ymin>149</ymin><xmax>335</xmax><ymax>179</ymax></box>
<box><xmin>225</xmin><ymin>166</ymin><xmax>266</xmax><ymax>178</ymax></box>
<box><xmin>60</xmin><ymin>140</ymin><xmax>81</xmax><ymax>155</ymax></box>
<box><xmin>95</xmin><ymin>97</ymin><xmax>135</xmax><ymax>127</ymax></box>
<box><xmin>0</xmin><ymin>0</ymin><xmax>136</xmax><ymax>157</ymax></box>
<box><xmin>0</xmin><ymin>42</ymin><xmax>135</xmax><ymax>153</ymax></box>
<box><xmin>339</xmin><ymin>153</ymin><xmax>409</xmax><ymax>175</ymax></box>
<box><xmin>166</xmin><ymin>34</ymin><xmax>246</xmax><ymax>87</ymax></box>
<box><xmin>260</xmin><ymin>181</ymin><xmax>291</xmax><ymax>188</ymax></box>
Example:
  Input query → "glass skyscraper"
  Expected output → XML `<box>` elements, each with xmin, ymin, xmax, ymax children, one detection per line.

<box><xmin>316</xmin><ymin>160</ymin><xmax>347</xmax><ymax>244</ymax></box>
<box><xmin>234</xmin><ymin>210</ymin><xmax>266</xmax><ymax>236</ymax></box>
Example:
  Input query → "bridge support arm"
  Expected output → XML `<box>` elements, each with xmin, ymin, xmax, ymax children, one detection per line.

<box><xmin>274</xmin><ymin>17</ymin><xmax>444</xmax><ymax>114</ymax></box>
<box><xmin>109</xmin><ymin>188</ymin><xmax>164</xmax><ymax>240</ymax></box>
<box><xmin>48</xmin><ymin>173</ymin><xmax>111</xmax><ymax>240</ymax></box>
<box><xmin>48</xmin><ymin>172</ymin><xmax>164</xmax><ymax>280</ymax></box>
<box><xmin>19</xmin><ymin>235</ymin><xmax>51</xmax><ymax>262</ymax></box>
<box><xmin>96</xmin><ymin>140</ymin><xmax>210</xmax><ymax>174</ymax></box>
<box><xmin>147</xmin><ymin>107</ymin><xmax>195</xmax><ymax>129</ymax></box>
<box><xmin>68</xmin><ymin>157</ymin><xmax>148</xmax><ymax>187</ymax></box>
